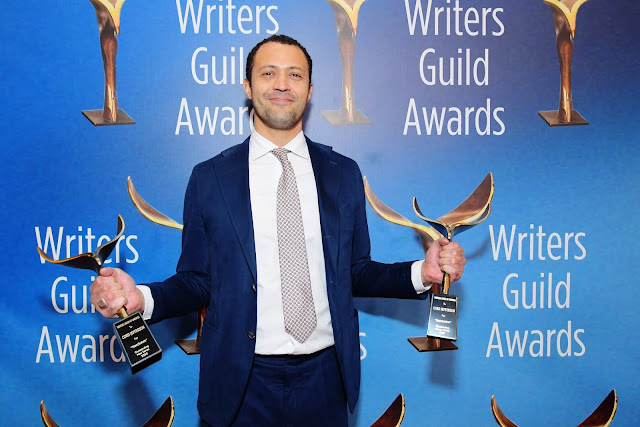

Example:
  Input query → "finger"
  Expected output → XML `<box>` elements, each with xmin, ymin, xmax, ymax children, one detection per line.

<box><xmin>439</xmin><ymin>250</ymin><xmax>465</xmax><ymax>266</ymax></box>
<box><xmin>442</xmin><ymin>263</ymin><xmax>464</xmax><ymax>282</ymax></box>
<box><xmin>91</xmin><ymin>276</ymin><xmax>122</xmax><ymax>296</ymax></box>
<box><xmin>436</xmin><ymin>237</ymin><xmax>449</xmax><ymax>247</ymax></box>
<box><xmin>92</xmin><ymin>295</ymin><xmax>127</xmax><ymax>318</ymax></box>
<box><xmin>100</xmin><ymin>267</ymin><xmax>115</xmax><ymax>277</ymax></box>
<box><xmin>439</xmin><ymin>241</ymin><xmax>462</xmax><ymax>254</ymax></box>
<box><xmin>439</xmin><ymin>250</ymin><xmax>466</xmax><ymax>265</ymax></box>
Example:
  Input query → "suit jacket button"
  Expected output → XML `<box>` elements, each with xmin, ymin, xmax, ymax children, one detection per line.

<box><xmin>248</xmin><ymin>332</ymin><xmax>255</xmax><ymax>340</ymax></box>
<box><xmin>252</xmin><ymin>283</ymin><xmax>256</xmax><ymax>292</ymax></box>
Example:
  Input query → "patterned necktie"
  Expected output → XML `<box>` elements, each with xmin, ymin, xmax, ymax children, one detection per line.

<box><xmin>272</xmin><ymin>148</ymin><xmax>317</xmax><ymax>343</ymax></box>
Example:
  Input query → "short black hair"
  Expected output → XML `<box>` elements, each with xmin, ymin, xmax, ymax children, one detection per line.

<box><xmin>245</xmin><ymin>34</ymin><xmax>312</xmax><ymax>86</ymax></box>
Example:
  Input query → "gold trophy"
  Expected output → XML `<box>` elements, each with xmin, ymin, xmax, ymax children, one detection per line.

<box><xmin>538</xmin><ymin>0</ymin><xmax>589</xmax><ymax>126</ymax></box>
<box><xmin>37</xmin><ymin>215</ymin><xmax>162</xmax><ymax>372</ymax></box>
<box><xmin>491</xmin><ymin>389</ymin><xmax>617</xmax><ymax>427</ymax></box>
<box><xmin>364</xmin><ymin>174</ymin><xmax>494</xmax><ymax>351</ymax></box>
<box><xmin>127</xmin><ymin>177</ymin><xmax>206</xmax><ymax>355</ymax></box>
<box><xmin>322</xmin><ymin>0</ymin><xmax>371</xmax><ymax>125</ymax></box>
<box><xmin>82</xmin><ymin>0</ymin><xmax>135</xmax><ymax>125</ymax></box>
<box><xmin>40</xmin><ymin>397</ymin><xmax>175</xmax><ymax>427</ymax></box>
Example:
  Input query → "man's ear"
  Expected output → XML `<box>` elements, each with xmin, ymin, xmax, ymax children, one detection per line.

<box><xmin>243</xmin><ymin>79</ymin><xmax>252</xmax><ymax>100</ymax></box>
<box><xmin>307</xmin><ymin>82</ymin><xmax>313</xmax><ymax>102</ymax></box>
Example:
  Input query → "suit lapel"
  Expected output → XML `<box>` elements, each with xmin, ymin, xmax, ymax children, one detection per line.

<box><xmin>210</xmin><ymin>137</ymin><xmax>340</xmax><ymax>285</ymax></box>
<box><xmin>212</xmin><ymin>138</ymin><xmax>257</xmax><ymax>281</ymax></box>
<box><xmin>307</xmin><ymin>138</ymin><xmax>340</xmax><ymax>287</ymax></box>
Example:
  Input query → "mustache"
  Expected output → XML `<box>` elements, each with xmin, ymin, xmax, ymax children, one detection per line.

<box><xmin>263</xmin><ymin>92</ymin><xmax>297</xmax><ymax>102</ymax></box>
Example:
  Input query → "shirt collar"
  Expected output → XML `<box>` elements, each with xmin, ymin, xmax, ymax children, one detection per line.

<box><xmin>249</xmin><ymin>129</ymin><xmax>309</xmax><ymax>162</ymax></box>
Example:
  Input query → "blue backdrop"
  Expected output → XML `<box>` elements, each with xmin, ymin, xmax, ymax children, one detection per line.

<box><xmin>2</xmin><ymin>0</ymin><xmax>639</xmax><ymax>425</ymax></box>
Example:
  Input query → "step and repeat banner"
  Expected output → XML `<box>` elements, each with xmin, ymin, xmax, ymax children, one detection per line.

<box><xmin>3</xmin><ymin>0</ymin><xmax>639</xmax><ymax>425</ymax></box>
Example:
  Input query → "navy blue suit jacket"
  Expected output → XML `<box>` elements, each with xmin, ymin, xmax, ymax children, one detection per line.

<box><xmin>147</xmin><ymin>137</ymin><xmax>425</xmax><ymax>426</ymax></box>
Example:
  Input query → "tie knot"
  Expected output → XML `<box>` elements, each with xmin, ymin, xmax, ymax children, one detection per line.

<box><xmin>272</xmin><ymin>148</ymin><xmax>290</xmax><ymax>164</ymax></box>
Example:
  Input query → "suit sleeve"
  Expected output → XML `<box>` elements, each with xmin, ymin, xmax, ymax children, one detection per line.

<box><xmin>145</xmin><ymin>165</ymin><xmax>211</xmax><ymax>323</ymax></box>
<box><xmin>348</xmin><ymin>161</ymin><xmax>428</xmax><ymax>300</ymax></box>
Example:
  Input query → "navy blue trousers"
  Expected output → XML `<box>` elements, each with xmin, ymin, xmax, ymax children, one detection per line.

<box><xmin>203</xmin><ymin>346</ymin><xmax>348</xmax><ymax>426</ymax></box>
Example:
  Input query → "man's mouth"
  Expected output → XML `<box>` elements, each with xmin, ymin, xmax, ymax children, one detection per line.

<box><xmin>265</xmin><ymin>93</ymin><xmax>296</xmax><ymax>104</ymax></box>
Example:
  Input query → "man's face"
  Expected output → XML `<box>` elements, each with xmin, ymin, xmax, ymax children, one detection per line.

<box><xmin>243</xmin><ymin>42</ymin><xmax>312</xmax><ymax>133</ymax></box>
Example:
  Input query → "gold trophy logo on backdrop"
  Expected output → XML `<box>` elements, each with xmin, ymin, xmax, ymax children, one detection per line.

<box><xmin>491</xmin><ymin>389</ymin><xmax>617</xmax><ymax>427</ymax></box>
<box><xmin>37</xmin><ymin>215</ymin><xmax>162</xmax><ymax>373</ymax></box>
<box><xmin>127</xmin><ymin>177</ymin><xmax>207</xmax><ymax>355</ymax></box>
<box><xmin>83</xmin><ymin>0</ymin><xmax>135</xmax><ymax>126</ymax></box>
<box><xmin>322</xmin><ymin>0</ymin><xmax>371</xmax><ymax>126</ymax></box>
<box><xmin>364</xmin><ymin>174</ymin><xmax>494</xmax><ymax>352</ymax></box>
<box><xmin>538</xmin><ymin>0</ymin><xmax>589</xmax><ymax>126</ymax></box>
<box><xmin>40</xmin><ymin>397</ymin><xmax>175</xmax><ymax>427</ymax></box>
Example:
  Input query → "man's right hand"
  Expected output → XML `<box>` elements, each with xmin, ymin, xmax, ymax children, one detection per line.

<box><xmin>90</xmin><ymin>267</ymin><xmax>145</xmax><ymax>318</ymax></box>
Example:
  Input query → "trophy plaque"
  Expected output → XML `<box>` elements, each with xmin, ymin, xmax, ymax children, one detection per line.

<box><xmin>491</xmin><ymin>389</ymin><xmax>617</xmax><ymax>427</ymax></box>
<box><xmin>538</xmin><ymin>0</ymin><xmax>589</xmax><ymax>126</ymax></box>
<box><xmin>83</xmin><ymin>0</ymin><xmax>135</xmax><ymax>126</ymax></box>
<box><xmin>364</xmin><ymin>174</ymin><xmax>494</xmax><ymax>352</ymax></box>
<box><xmin>128</xmin><ymin>177</ymin><xmax>206</xmax><ymax>355</ymax></box>
<box><xmin>322</xmin><ymin>0</ymin><xmax>371</xmax><ymax>126</ymax></box>
<box><xmin>37</xmin><ymin>215</ymin><xmax>161</xmax><ymax>373</ymax></box>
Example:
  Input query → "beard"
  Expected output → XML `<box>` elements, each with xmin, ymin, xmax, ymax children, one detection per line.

<box><xmin>251</xmin><ymin>93</ymin><xmax>308</xmax><ymax>130</ymax></box>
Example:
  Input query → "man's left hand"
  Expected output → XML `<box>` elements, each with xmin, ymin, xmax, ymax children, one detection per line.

<box><xmin>421</xmin><ymin>237</ymin><xmax>466</xmax><ymax>285</ymax></box>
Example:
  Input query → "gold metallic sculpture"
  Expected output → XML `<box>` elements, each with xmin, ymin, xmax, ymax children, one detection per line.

<box><xmin>83</xmin><ymin>0</ymin><xmax>135</xmax><ymax>126</ymax></box>
<box><xmin>127</xmin><ymin>177</ymin><xmax>204</xmax><ymax>355</ymax></box>
<box><xmin>322</xmin><ymin>0</ymin><xmax>371</xmax><ymax>125</ymax></box>
<box><xmin>364</xmin><ymin>174</ymin><xmax>494</xmax><ymax>351</ymax></box>
<box><xmin>37</xmin><ymin>215</ymin><xmax>126</xmax><ymax>274</ymax></box>
<box><xmin>127</xmin><ymin>178</ymin><xmax>183</xmax><ymax>231</ymax></box>
<box><xmin>491</xmin><ymin>389</ymin><xmax>617</xmax><ymax>426</ymax></box>
<box><xmin>40</xmin><ymin>397</ymin><xmax>175</xmax><ymax>427</ymax></box>
<box><xmin>538</xmin><ymin>0</ymin><xmax>589</xmax><ymax>126</ymax></box>
<box><xmin>370</xmin><ymin>394</ymin><xmax>405</xmax><ymax>427</ymax></box>
<box><xmin>37</xmin><ymin>215</ymin><xmax>162</xmax><ymax>373</ymax></box>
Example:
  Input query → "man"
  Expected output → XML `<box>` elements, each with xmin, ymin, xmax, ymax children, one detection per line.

<box><xmin>90</xmin><ymin>35</ymin><xmax>466</xmax><ymax>426</ymax></box>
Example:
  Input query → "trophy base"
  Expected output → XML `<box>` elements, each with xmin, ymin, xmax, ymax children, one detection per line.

<box><xmin>538</xmin><ymin>110</ymin><xmax>588</xmax><ymax>127</ymax></box>
<box><xmin>114</xmin><ymin>312</ymin><xmax>163</xmax><ymax>374</ymax></box>
<box><xmin>408</xmin><ymin>336</ymin><xmax>458</xmax><ymax>352</ymax></box>
<box><xmin>82</xmin><ymin>109</ymin><xmax>136</xmax><ymax>126</ymax></box>
<box><xmin>321</xmin><ymin>109</ymin><xmax>371</xmax><ymax>126</ymax></box>
<box><xmin>175</xmin><ymin>339</ymin><xmax>200</xmax><ymax>355</ymax></box>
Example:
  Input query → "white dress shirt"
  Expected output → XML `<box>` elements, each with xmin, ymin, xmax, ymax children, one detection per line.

<box><xmin>140</xmin><ymin>129</ymin><xmax>430</xmax><ymax>354</ymax></box>
<box><xmin>249</xmin><ymin>130</ymin><xmax>334</xmax><ymax>354</ymax></box>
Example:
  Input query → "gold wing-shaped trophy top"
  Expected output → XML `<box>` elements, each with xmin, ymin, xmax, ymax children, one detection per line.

<box><xmin>127</xmin><ymin>177</ymin><xmax>184</xmax><ymax>231</ymax></box>
<box><xmin>40</xmin><ymin>396</ymin><xmax>175</xmax><ymax>427</ymax></box>
<box><xmin>327</xmin><ymin>0</ymin><xmax>366</xmax><ymax>35</ymax></box>
<box><xmin>363</xmin><ymin>176</ymin><xmax>440</xmax><ymax>251</ymax></box>
<box><xmin>491</xmin><ymin>395</ymin><xmax>518</xmax><ymax>427</ymax></box>
<box><xmin>40</xmin><ymin>401</ymin><xmax>60</xmax><ymax>427</ymax></box>
<box><xmin>90</xmin><ymin>0</ymin><xmax>126</xmax><ymax>33</ymax></box>
<box><xmin>491</xmin><ymin>389</ymin><xmax>617</xmax><ymax>427</ymax></box>
<box><xmin>142</xmin><ymin>396</ymin><xmax>175</xmax><ymax>427</ymax></box>
<box><xmin>542</xmin><ymin>0</ymin><xmax>589</xmax><ymax>36</ymax></box>
<box><xmin>413</xmin><ymin>173</ymin><xmax>494</xmax><ymax>240</ymax></box>
<box><xmin>370</xmin><ymin>393</ymin><xmax>405</xmax><ymax>427</ymax></box>
<box><xmin>577</xmin><ymin>389</ymin><xmax>618</xmax><ymax>427</ymax></box>
<box><xmin>36</xmin><ymin>215</ymin><xmax>125</xmax><ymax>274</ymax></box>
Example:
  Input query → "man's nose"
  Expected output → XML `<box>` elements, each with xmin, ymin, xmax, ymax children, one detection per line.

<box><xmin>273</xmin><ymin>74</ymin><xmax>290</xmax><ymax>91</ymax></box>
